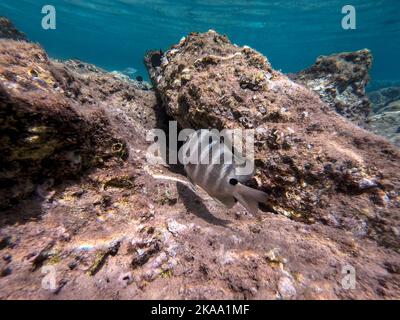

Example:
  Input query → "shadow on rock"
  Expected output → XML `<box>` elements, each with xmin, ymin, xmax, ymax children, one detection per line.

<box><xmin>176</xmin><ymin>182</ymin><xmax>230</xmax><ymax>227</ymax></box>
<box><xmin>0</xmin><ymin>196</ymin><xmax>43</xmax><ymax>228</ymax></box>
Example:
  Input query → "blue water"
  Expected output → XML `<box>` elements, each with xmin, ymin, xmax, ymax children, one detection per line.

<box><xmin>1</xmin><ymin>0</ymin><xmax>399</xmax><ymax>87</ymax></box>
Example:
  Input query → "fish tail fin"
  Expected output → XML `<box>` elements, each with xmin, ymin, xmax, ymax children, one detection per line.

<box><xmin>233</xmin><ymin>183</ymin><xmax>268</xmax><ymax>215</ymax></box>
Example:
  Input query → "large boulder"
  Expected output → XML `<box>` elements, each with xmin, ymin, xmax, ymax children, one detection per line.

<box><xmin>289</xmin><ymin>49</ymin><xmax>372</xmax><ymax>126</ymax></box>
<box><xmin>146</xmin><ymin>31</ymin><xmax>400</xmax><ymax>252</ymax></box>
<box><xmin>0</xmin><ymin>39</ymin><xmax>157</xmax><ymax>209</ymax></box>
<box><xmin>291</xmin><ymin>52</ymin><xmax>400</xmax><ymax>148</ymax></box>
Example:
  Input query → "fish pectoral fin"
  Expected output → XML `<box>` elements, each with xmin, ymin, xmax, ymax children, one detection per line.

<box><xmin>235</xmin><ymin>193</ymin><xmax>259</xmax><ymax>216</ymax></box>
<box><xmin>233</xmin><ymin>183</ymin><xmax>268</xmax><ymax>215</ymax></box>
<box><xmin>212</xmin><ymin>194</ymin><xmax>237</xmax><ymax>208</ymax></box>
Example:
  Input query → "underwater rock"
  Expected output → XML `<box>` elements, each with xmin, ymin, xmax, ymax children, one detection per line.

<box><xmin>0</xmin><ymin>17</ymin><xmax>27</xmax><ymax>41</ymax></box>
<box><xmin>58</xmin><ymin>59</ymin><xmax>152</xmax><ymax>91</ymax></box>
<box><xmin>146</xmin><ymin>31</ymin><xmax>400</xmax><ymax>252</ymax></box>
<box><xmin>368</xmin><ymin>86</ymin><xmax>400</xmax><ymax>114</ymax></box>
<box><xmin>292</xmin><ymin>53</ymin><xmax>400</xmax><ymax>147</ymax></box>
<box><xmin>110</xmin><ymin>70</ymin><xmax>152</xmax><ymax>90</ymax></box>
<box><xmin>368</xmin><ymin>109</ymin><xmax>400</xmax><ymax>147</ymax></box>
<box><xmin>277</xmin><ymin>276</ymin><xmax>296</xmax><ymax>299</ymax></box>
<box><xmin>87</xmin><ymin>240</ymin><xmax>121</xmax><ymax>276</ymax></box>
<box><xmin>366</xmin><ymin>87</ymin><xmax>400</xmax><ymax>147</ymax></box>
<box><xmin>290</xmin><ymin>49</ymin><xmax>372</xmax><ymax>126</ymax></box>
<box><xmin>0</xmin><ymin>40</ymin><xmax>104</xmax><ymax>208</ymax></box>
<box><xmin>0</xmin><ymin>40</ymin><xmax>156</xmax><ymax>209</ymax></box>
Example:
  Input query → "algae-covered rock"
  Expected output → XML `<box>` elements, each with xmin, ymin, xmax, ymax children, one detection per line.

<box><xmin>0</xmin><ymin>41</ymin><xmax>89</xmax><ymax>207</ymax></box>
<box><xmin>0</xmin><ymin>40</ymin><xmax>152</xmax><ymax>208</ymax></box>
<box><xmin>0</xmin><ymin>17</ymin><xmax>27</xmax><ymax>41</ymax></box>
<box><xmin>290</xmin><ymin>49</ymin><xmax>372</xmax><ymax>126</ymax></box>
<box><xmin>146</xmin><ymin>31</ymin><xmax>400</xmax><ymax>251</ymax></box>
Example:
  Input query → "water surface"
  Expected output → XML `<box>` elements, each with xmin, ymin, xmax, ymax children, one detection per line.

<box><xmin>1</xmin><ymin>0</ymin><xmax>399</xmax><ymax>87</ymax></box>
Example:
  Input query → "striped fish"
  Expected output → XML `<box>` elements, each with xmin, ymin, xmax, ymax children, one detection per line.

<box><xmin>181</xmin><ymin>129</ymin><xmax>268</xmax><ymax>215</ymax></box>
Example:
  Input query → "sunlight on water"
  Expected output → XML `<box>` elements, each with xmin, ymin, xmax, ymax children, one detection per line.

<box><xmin>0</xmin><ymin>0</ymin><xmax>399</xmax><ymax>86</ymax></box>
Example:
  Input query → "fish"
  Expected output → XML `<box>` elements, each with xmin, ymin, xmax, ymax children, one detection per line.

<box><xmin>181</xmin><ymin>129</ymin><xmax>268</xmax><ymax>215</ymax></box>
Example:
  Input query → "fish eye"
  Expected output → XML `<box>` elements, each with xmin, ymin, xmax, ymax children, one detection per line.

<box><xmin>229</xmin><ymin>178</ymin><xmax>238</xmax><ymax>185</ymax></box>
